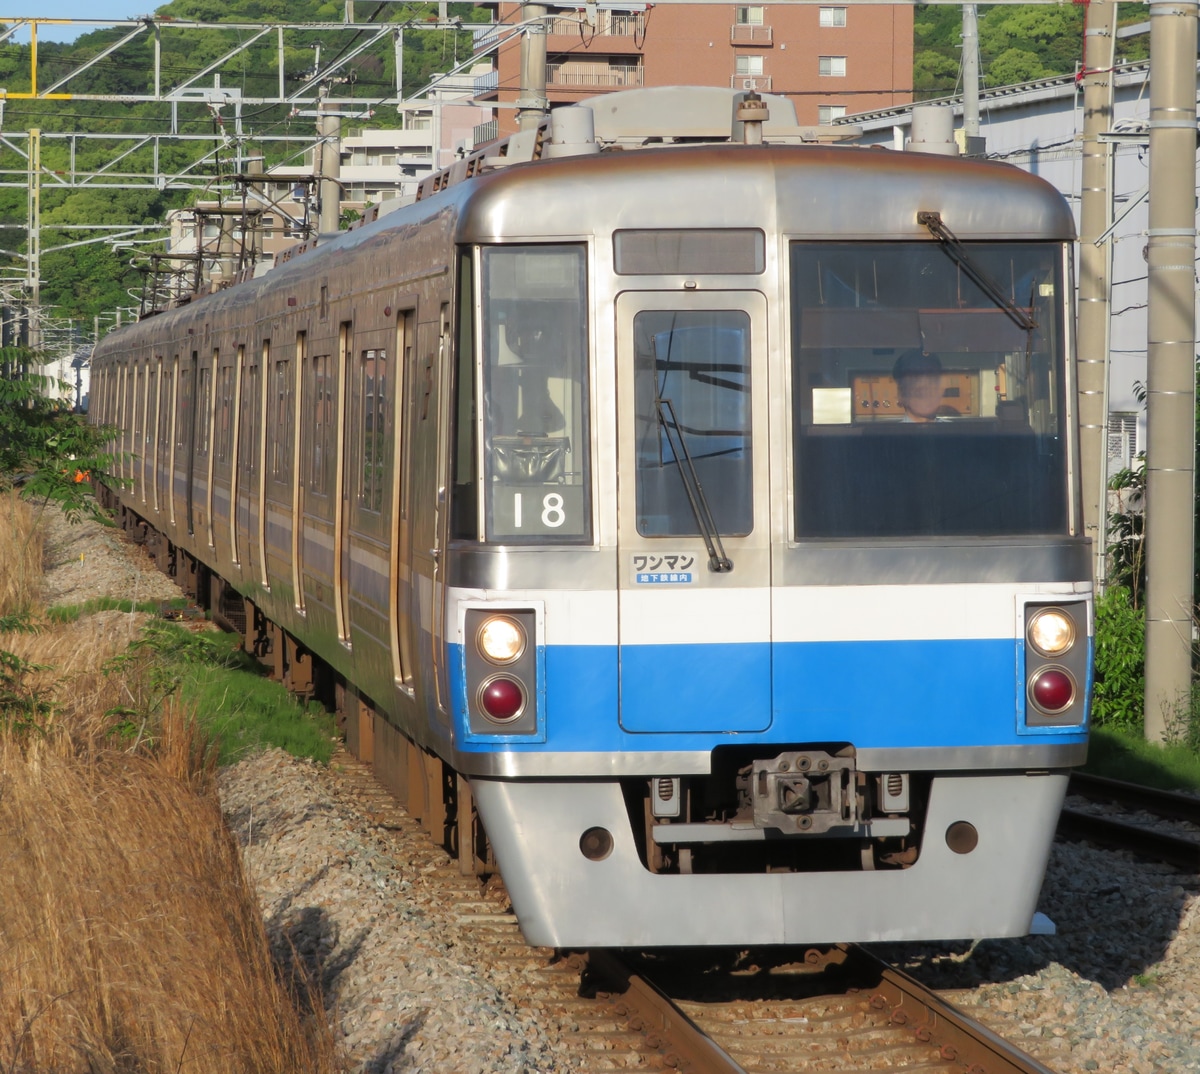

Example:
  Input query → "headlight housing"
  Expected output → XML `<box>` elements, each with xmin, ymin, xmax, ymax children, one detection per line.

<box><xmin>1028</xmin><ymin>608</ymin><xmax>1075</xmax><ymax>657</ymax></box>
<box><xmin>477</xmin><ymin>615</ymin><xmax>526</xmax><ymax>664</ymax></box>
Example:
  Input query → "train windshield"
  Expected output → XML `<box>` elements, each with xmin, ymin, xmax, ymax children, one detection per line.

<box><xmin>479</xmin><ymin>244</ymin><xmax>591</xmax><ymax>543</ymax></box>
<box><xmin>790</xmin><ymin>241</ymin><xmax>1068</xmax><ymax>538</ymax></box>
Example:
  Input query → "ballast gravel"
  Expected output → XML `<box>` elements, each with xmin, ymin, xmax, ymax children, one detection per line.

<box><xmin>41</xmin><ymin>503</ymin><xmax>1200</xmax><ymax>1073</ymax></box>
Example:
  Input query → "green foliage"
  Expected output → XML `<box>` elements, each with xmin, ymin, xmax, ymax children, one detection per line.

<box><xmin>107</xmin><ymin>620</ymin><xmax>336</xmax><ymax>765</ymax></box>
<box><xmin>1106</xmin><ymin>457</ymin><xmax>1145</xmax><ymax>607</ymax></box>
<box><xmin>1085</xmin><ymin>726</ymin><xmax>1200</xmax><ymax>793</ymax></box>
<box><xmin>0</xmin><ymin>2</ymin><xmax>493</xmax><ymax>321</ymax></box>
<box><xmin>46</xmin><ymin>596</ymin><xmax>189</xmax><ymax>624</ymax></box>
<box><xmin>1091</xmin><ymin>585</ymin><xmax>1145</xmax><ymax>734</ymax></box>
<box><xmin>0</xmin><ymin>351</ymin><xmax>122</xmax><ymax>523</ymax></box>
<box><xmin>914</xmin><ymin>3</ymin><xmax>1085</xmax><ymax>100</ymax></box>
<box><xmin>0</xmin><ymin>612</ymin><xmax>53</xmax><ymax>738</ymax></box>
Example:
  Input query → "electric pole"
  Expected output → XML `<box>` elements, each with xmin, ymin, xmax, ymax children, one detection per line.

<box><xmin>1077</xmin><ymin>1</ymin><xmax>1118</xmax><ymax>594</ymax></box>
<box><xmin>1143</xmin><ymin>0</ymin><xmax>1198</xmax><ymax>741</ymax></box>
<box><xmin>960</xmin><ymin>5</ymin><xmax>984</xmax><ymax>155</ymax></box>
<box><xmin>516</xmin><ymin>4</ymin><xmax>548</xmax><ymax>133</ymax></box>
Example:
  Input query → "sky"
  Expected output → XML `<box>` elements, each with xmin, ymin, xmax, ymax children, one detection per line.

<box><xmin>5</xmin><ymin>4</ymin><xmax>147</xmax><ymax>43</ymax></box>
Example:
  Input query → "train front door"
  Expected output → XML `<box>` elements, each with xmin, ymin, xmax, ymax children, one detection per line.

<box><xmin>615</xmin><ymin>291</ymin><xmax>773</xmax><ymax>733</ymax></box>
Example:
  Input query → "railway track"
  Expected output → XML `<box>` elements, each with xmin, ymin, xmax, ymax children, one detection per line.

<box><xmin>581</xmin><ymin>944</ymin><xmax>1059</xmax><ymax>1074</ymax></box>
<box><xmin>330</xmin><ymin>751</ymin><xmax>1058</xmax><ymax>1073</ymax></box>
<box><xmin>1058</xmin><ymin>772</ymin><xmax>1200</xmax><ymax>870</ymax></box>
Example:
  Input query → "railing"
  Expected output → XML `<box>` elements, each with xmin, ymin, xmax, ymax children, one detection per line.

<box><xmin>546</xmin><ymin>13</ymin><xmax>645</xmax><ymax>36</ymax></box>
<box><xmin>730</xmin><ymin>74</ymin><xmax>772</xmax><ymax>91</ymax></box>
<box><xmin>731</xmin><ymin>23</ymin><xmax>772</xmax><ymax>44</ymax></box>
<box><xmin>547</xmin><ymin>63</ymin><xmax>644</xmax><ymax>88</ymax></box>
<box><xmin>472</xmin><ymin>119</ymin><xmax>498</xmax><ymax>146</ymax></box>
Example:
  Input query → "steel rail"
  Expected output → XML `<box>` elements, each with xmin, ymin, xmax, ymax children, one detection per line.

<box><xmin>847</xmin><ymin>945</ymin><xmax>1058</xmax><ymax>1074</ymax></box>
<box><xmin>1068</xmin><ymin>771</ymin><xmax>1200</xmax><ymax>825</ymax></box>
<box><xmin>1057</xmin><ymin>808</ymin><xmax>1200</xmax><ymax>870</ymax></box>
<box><xmin>583</xmin><ymin>949</ymin><xmax>748</xmax><ymax>1073</ymax></box>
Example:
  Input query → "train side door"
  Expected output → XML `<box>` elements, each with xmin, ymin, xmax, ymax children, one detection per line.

<box><xmin>336</xmin><ymin>321</ymin><xmax>352</xmax><ymax>642</ymax></box>
<box><xmin>236</xmin><ymin>347</ymin><xmax>261</xmax><ymax>579</ymax></box>
<box><xmin>392</xmin><ymin>308</ymin><xmax>417</xmax><ymax>694</ymax></box>
<box><xmin>615</xmin><ymin>290</ymin><xmax>772</xmax><ymax>733</ymax></box>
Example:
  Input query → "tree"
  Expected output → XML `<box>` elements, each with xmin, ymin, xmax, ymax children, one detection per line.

<box><xmin>914</xmin><ymin>3</ymin><xmax>1087</xmax><ymax>99</ymax></box>
<box><xmin>0</xmin><ymin>348</ymin><xmax>121</xmax><ymax>522</ymax></box>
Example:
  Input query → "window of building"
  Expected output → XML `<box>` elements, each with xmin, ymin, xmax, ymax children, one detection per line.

<box><xmin>736</xmin><ymin>6</ymin><xmax>765</xmax><ymax>24</ymax></box>
<box><xmin>736</xmin><ymin>54</ymin><xmax>764</xmax><ymax>77</ymax></box>
<box><xmin>819</xmin><ymin>55</ymin><xmax>847</xmax><ymax>77</ymax></box>
<box><xmin>819</xmin><ymin>7</ymin><xmax>847</xmax><ymax>27</ymax></box>
<box><xmin>818</xmin><ymin>105</ymin><xmax>847</xmax><ymax>124</ymax></box>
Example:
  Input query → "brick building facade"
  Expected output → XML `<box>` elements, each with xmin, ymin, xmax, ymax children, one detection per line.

<box><xmin>489</xmin><ymin>3</ymin><xmax>912</xmax><ymax>131</ymax></box>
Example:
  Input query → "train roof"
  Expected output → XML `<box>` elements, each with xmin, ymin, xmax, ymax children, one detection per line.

<box><xmin>95</xmin><ymin>88</ymin><xmax>1074</xmax><ymax>352</ymax></box>
<box><xmin>452</xmin><ymin>142</ymin><xmax>1075</xmax><ymax>244</ymax></box>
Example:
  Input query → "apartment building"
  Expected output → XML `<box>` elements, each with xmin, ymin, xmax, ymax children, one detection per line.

<box><xmin>488</xmin><ymin>3</ymin><xmax>913</xmax><ymax>131</ymax></box>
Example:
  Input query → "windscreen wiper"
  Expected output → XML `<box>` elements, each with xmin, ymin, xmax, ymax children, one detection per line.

<box><xmin>918</xmin><ymin>210</ymin><xmax>1037</xmax><ymax>333</ymax></box>
<box><xmin>655</xmin><ymin>395</ymin><xmax>733</xmax><ymax>573</ymax></box>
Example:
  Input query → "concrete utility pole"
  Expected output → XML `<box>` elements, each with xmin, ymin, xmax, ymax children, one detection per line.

<box><xmin>516</xmin><ymin>4</ymin><xmax>548</xmax><ymax>132</ymax></box>
<box><xmin>1077</xmin><ymin>1</ymin><xmax>1118</xmax><ymax>594</ymax></box>
<box><xmin>960</xmin><ymin>5</ymin><xmax>983</xmax><ymax>154</ymax></box>
<box><xmin>318</xmin><ymin>91</ymin><xmax>342</xmax><ymax>238</ymax></box>
<box><xmin>26</xmin><ymin>128</ymin><xmax>39</xmax><ymax>354</ymax></box>
<box><xmin>1143</xmin><ymin>0</ymin><xmax>1198</xmax><ymax>742</ymax></box>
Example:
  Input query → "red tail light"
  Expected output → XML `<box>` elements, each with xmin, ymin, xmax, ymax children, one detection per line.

<box><xmin>1029</xmin><ymin>668</ymin><xmax>1075</xmax><ymax>714</ymax></box>
<box><xmin>479</xmin><ymin>675</ymin><xmax>525</xmax><ymax>722</ymax></box>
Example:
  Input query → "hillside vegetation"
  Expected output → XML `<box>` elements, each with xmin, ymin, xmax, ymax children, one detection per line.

<box><xmin>2</xmin><ymin>3</ymin><xmax>1155</xmax><ymax>322</ymax></box>
<box><xmin>1</xmin><ymin>1</ymin><xmax>488</xmax><ymax>323</ymax></box>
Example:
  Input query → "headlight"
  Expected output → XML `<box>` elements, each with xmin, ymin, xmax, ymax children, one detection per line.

<box><xmin>477</xmin><ymin>615</ymin><xmax>526</xmax><ymax>664</ymax></box>
<box><xmin>1028</xmin><ymin>608</ymin><xmax>1075</xmax><ymax>657</ymax></box>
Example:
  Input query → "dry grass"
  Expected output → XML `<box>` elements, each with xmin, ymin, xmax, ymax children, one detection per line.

<box><xmin>0</xmin><ymin>714</ymin><xmax>337</xmax><ymax>1073</ymax></box>
<box><xmin>0</xmin><ymin>531</ymin><xmax>339</xmax><ymax>1072</ymax></box>
<box><xmin>0</xmin><ymin>491</ymin><xmax>43</xmax><ymax>617</ymax></box>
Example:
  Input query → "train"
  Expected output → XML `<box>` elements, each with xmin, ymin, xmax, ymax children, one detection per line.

<box><xmin>90</xmin><ymin>86</ymin><xmax>1091</xmax><ymax>948</ymax></box>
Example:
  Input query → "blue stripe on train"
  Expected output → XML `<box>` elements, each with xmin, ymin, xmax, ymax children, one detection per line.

<box><xmin>449</xmin><ymin>637</ymin><xmax>1089</xmax><ymax>753</ymax></box>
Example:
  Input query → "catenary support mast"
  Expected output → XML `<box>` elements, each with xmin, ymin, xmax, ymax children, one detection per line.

<box><xmin>1143</xmin><ymin>0</ymin><xmax>1198</xmax><ymax>741</ymax></box>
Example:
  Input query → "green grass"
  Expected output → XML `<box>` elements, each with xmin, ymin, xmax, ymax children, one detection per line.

<box><xmin>47</xmin><ymin>595</ymin><xmax>191</xmax><ymax>623</ymax></box>
<box><xmin>1083</xmin><ymin>726</ymin><xmax>1200</xmax><ymax>793</ymax></box>
<box><xmin>114</xmin><ymin>620</ymin><xmax>337</xmax><ymax>766</ymax></box>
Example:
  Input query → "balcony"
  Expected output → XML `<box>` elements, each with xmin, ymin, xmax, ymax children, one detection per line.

<box><xmin>473</xmin><ymin>119</ymin><xmax>498</xmax><ymax>146</ymax></box>
<box><xmin>730</xmin><ymin>75</ymin><xmax>772</xmax><ymax>92</ymax></box>
<box><xmin>731</xmin><ymin>23</ymin><xmax>773</xmax><ymax>45</ymax></box>
<box><xmin>547</xmin><ymin>63</ymin><xmax>644</xmax><ymax>89</ymax></box>
<box><xmin>546</xmin><ymin>12</ymin><xmax>646</xmax><ymax>37</ymax></box>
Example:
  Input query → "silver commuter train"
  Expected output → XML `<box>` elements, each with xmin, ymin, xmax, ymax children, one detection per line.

<box><xmin>90</xmin><ymin>87</ymin><xmax>1091</xmax><ymax>948</ymax></box>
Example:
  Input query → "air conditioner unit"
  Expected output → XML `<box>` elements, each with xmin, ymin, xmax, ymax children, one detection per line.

<box><xmin>742</xmin><ymin>78</ymin><xmax>758</xmax><ymax>90</ymax></box>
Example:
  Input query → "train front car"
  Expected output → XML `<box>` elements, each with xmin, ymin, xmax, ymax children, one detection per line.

<box><xmin>447</xmin><ymin>123</ymin><xmax>1088</xmax><ymax>947</ymax></box>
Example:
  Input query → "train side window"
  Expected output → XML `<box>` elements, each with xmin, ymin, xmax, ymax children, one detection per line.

<box><xmin>216</xmin><ymin>357</ymin><xmax>234</xmax><ymax>464</ymax></box>
<box><xmin>176</xmin><ymin>356</ymin><xmax>194</xmax><ymax>452</ymax></box>
<box><xmin>397</xmin><ymin>313</ymin><xmax>414</xmax><ymax>523</ymax></box>
<box><xmin>479</xmin><ymin>244</ymin><xmax>591</xmax><ymax>544</ymax></box>
<box><xmin>272</xmin><ymin>355</ymin><xmax>292</xmax><ymax>481</ymax></box>
<box><xmin>240</xmin><ymin>356</ymin><xmax>260</xmax><ymax>479</ymax></box>
<box><xmin>196</xmin><ymin>360</ymin><xmax>212</xmax><ymax>458</ymax></box>
<box><xmin>451</xmin><ymin>254</ymin><xmax>477</xmax><ymax>538</ymax></box>
<box><xmin>358</xmin><ymin>347</ymin><xmax>388</xmax><ymax>512</ymax></box>
<box><xmin>307</xmin><ymin>352</ymin><xmax>332</xmax><ymax>495</ymax></box>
